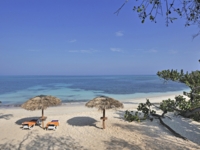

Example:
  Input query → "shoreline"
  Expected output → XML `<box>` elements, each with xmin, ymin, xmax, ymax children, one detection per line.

<box><xmin>0</xmin><ymin>90</ymin><xmax>187</xmax><ymax>108</ymax></box>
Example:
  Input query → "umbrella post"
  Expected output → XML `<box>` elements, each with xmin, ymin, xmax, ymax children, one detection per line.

<box><xmin>42</xmin><ymin>108</ymin><xmax>44</xmax><ymax>129</ymax></box>
<box><xmin>101</xmin><ymin>109</ymin><xmax>107</xmax><ymax>129</ymax></box>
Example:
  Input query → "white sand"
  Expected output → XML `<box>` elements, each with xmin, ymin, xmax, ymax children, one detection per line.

<box><xmin>0</xmin><ymin>93</ymin><xmax>200</xmax><ymax>150</ymax></box>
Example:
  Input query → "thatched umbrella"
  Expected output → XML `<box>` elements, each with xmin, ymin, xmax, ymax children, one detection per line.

<box><xmin>85</xmin><ymin>96</ymin><xmax>124</xmax><ymax>129</ymax></box>
<box><xmin>21</xmin><ymin>95</ymin><xmax>61</xmax><ymax>129</ymax></box>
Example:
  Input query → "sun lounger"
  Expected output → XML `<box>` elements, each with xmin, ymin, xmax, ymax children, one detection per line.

<box><xmin>22</xmin><ymin>123</ymin><xmax>35</xmax><ymax>129</ymax></box>
<box><xmin>46</xmin><ymin>120</ymin><xmax>59</xmax><ymax>131</ymax></box>
<box><xmin>22</xmin><ymin>121</ymin><xmax>36</xmax><ymax>130</ymax></box>
<box><xmin>21</xmin><ymin>119</ymin><xmax>41</xmax><ymax>129</ymax></box>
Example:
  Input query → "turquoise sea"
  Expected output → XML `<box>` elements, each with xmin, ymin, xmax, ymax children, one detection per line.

<box><xmin>0</xmin><ymin>75</ymin><xmax>189</xmax><ymax>106</ymax></box>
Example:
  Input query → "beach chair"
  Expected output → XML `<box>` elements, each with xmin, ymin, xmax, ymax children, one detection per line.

<box><xmin>46</xmin><ymin>120</ymin><xmax>59</xmax><ymax>131</ymax></box>
<box><xmin>21</xmin><ymin>119</ymin><xmax>41</xmax><ymax>129</ymax></box>
<box><xmin>22</xmin><ymin>121</ymin><xmax>36</xmax><ymax>130</ymax></box>
<box><xmin>22</xmin><ymin>124</ymin><xmax>34</xmax><ymax>130</ymax></box>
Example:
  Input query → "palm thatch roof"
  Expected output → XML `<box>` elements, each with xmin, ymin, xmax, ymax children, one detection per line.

<box><xmin>21</xmin><ymin>95</ymin><xmax>61</xmax><ymax>111</ymax></box>
<box><xmin>85</xmin><ymin>96</ymin><xmax>124</xmax><ymax>110</ymax></box>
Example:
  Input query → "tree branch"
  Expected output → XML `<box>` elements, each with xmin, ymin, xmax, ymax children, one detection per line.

<box><xmin>114</xmin><ymin>0</ymin><xmax>129</xmax><ymax>15</ymax></box>
<box><xmin>183</xmin><ymin>107</ymin><xmax>200</xmax><ymax>117</ymax></box>
<box><xmin>158</xmin><ymin>117</ymin><xmax>187</xmax><ymax>140</ymax></box>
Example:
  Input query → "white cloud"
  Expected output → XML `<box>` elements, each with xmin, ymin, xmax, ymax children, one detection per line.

<box><xmin>115</xmin><ymin>31</ymin><xmax>124</xmax><ymax>37</ymax></box>
<box><xmin>68</xmin><ymin>39</ymin><xmax>77</xmax><ymax>43</ymax></box>
<box><xmin>110</xmin><ymin>48</ymin><xmax>122</xmax><ymax>52</ymax></box>
<box><xmin>68</xmin><ymin>50</ymin><xmax>79</xmax><ymax>53</ymax></box>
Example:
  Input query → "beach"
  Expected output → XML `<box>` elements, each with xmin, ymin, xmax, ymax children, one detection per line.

<box><xmin>1</xmin><ymin>0</ymin><xmax>199</xmax><ymax>149</ymax></box>
<box><xmin>0</xmin><ymin>93</ymin><xmax>200</xmax><ymax>150</ymax></box>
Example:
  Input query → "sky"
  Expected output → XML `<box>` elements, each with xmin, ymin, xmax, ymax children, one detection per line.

<box><xmin>0</xmin><ymin>0</ymin><xmax>200</xmax><ymax>75</ymax></box>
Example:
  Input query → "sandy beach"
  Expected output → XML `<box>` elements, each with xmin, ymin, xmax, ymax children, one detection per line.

<box><xmin>0</xmin><ymin>93</ymin><xmax>200</xmax><ymax>150</ymax></box>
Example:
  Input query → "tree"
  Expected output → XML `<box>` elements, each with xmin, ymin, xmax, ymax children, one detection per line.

<box><xmin>115</xmin><ymin>0</ymin><xmax>200</xmax><ymax>37</ymax></box>
<box><xmin>157</xmin><ymin>68</ymin><xmax>200</xmax><ymax>120</ymax></box>
<box><xmin>124</xmin><ymin>60</ymin><xmax>200</xmax><ymax>140</ymax></box>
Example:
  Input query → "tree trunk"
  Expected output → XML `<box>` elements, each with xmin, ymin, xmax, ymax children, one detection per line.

<box><xmin>182</xmin><ymin>107</ymin><xmax>200</xmax><ymax>117</ymax></box>
<box><xmin>158</xmin><ymin>117</ymin><xmax>187</xmax><ymax>140</ymax></box>
<box><xmin>164</xmin><ymin>106</ymin><xmax>200</xmax><ymax>118</ymax></box>
<box><xmin>103</xmin><ymin>109</ymin><xmax>105</xmax><ymax>129</ymax></box>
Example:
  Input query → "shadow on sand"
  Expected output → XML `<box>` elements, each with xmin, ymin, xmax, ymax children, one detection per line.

<box><xmin>104</xmin><ymin>136</ymin><xmax>142</xmax><ymax>150</ymax></box>
<box><xmin>0</xmin><ymin>113</ymin><xmax>13</xmax><ymax>120</ymax></box>
<box><xmin>15</xmin><ymin>116</ymin><xmax>40</xmax><ymax>125</ymax></box>
<box><xmin>67</xmin><ymin>116</ymin><xmax>101</xmax><ymax>129</ymax></box>
<box><xmin>0</xmin><ymin>132</ymin><xmax>88</xmax><ymax>150</ymax></box>
<box><xmin>114</xmin><ymin>110</ymin><xmax>126</xmax><ymax>120</ymax></box>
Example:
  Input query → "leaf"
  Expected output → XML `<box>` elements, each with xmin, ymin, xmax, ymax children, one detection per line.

<box><xmin>141</xmin><ymin>20</ymin><xmax>145</xmax><ymax>23</ymax></box>
<box><xmin>150</xmin><ymin>15</ymin><xmax>154</xmax><ymax>20</ymax></box>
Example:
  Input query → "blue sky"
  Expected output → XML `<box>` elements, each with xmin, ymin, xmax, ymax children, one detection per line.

<box><xmin>0</xmin><ymin>0</ymin><xmax>200</xmax><ymax>75</ymax></box>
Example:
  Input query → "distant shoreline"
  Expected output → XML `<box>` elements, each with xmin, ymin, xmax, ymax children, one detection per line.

<box><xmin>0</xmin><ymin>90</ymin><xmax>188</xmax><ymax>109</ymax></box>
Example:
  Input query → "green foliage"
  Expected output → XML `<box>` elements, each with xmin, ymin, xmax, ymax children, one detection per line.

<box><xmin>131</xmin><ymin>0</ymin><xmax>200</xmax><ymax>28</ymax></box>
<box><xmin>157</xmin><ymin>69</ymin><xmax>184</xmax><ymax>81</ymax></box>
<box><xmin>160</xmin><ymin>95</ymin><xmax>191</xmax><ymax>112</ymax></box>
<box><xmin>176</xmin><ymin>96</ymin><xmax>191</xmax><ymax>111</ymax></box>
<box><xmin>125</xmin><ymin>61</ymin><xmax>200</xmax><ymax>122</ymax></box>
<box><xmin>137</xmin><ymin>99</ymin><xmax>156</xmax><ymax>117</ymax></box>
<box><xmin>160</xmin><ymin>95</ymin><xmax>200</xmax><ymax>121</ymax></box>
<box><xmin>157</xmin><ymin>67</ymin><xmax>200</xmax><ymax>121</ymax></box>
<box><xmin>125</xmin><ymin>95</ymin><xmax>200</xmax><ymax>122</ymax></box>
<box><xmin>124</xmin><ymin>99</ymin><xmax>156</xmax><ymax>122</ymax></box>
<box><xmin>116</xmin><ymin>1</ymin><xmax>200</xmax><ymax>37</ymax></box>
<box><xmin>157</xmin><ymin>70</ymin><xmax>200</xmax><ymax>92</ymax></box>
<box><xmin>124</xmin><ymin>110</ymin><xmax>143</xmax><ymax>122</ymax></box>
<box><xmin>160</xmin><ymin>98</ymin><xmax>176</xmax><ymax>112</ymax></box>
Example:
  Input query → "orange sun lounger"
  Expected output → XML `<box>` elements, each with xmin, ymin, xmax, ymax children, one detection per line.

<box><xmin>46</xmin><ymin>120</ymin><xmax>59</xmax><ymax>130</ymax></box>
<box><xmin>22</xmin><ymin>119</ymin><xmax>38</xmax><ymax>129</ymax></box>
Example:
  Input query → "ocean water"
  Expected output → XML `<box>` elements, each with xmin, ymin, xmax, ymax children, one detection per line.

<box><xmin>0</xmin><ymin>75</ymin><xmax>189</xmax><ymax>106</ymax></box>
